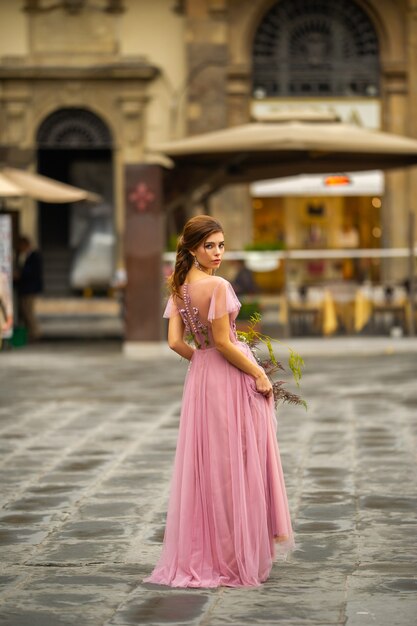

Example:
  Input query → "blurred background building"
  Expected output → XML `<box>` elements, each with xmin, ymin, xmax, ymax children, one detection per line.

<box><xmin>0</xmin><ymin>0</ymin><xmax>416</xmax><ymax>338</ymax></box>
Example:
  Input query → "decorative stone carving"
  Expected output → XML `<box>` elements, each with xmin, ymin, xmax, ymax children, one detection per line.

<box><xmin>30</xmin><ymin>11</ymin><xmax>118</xmax><ymax>56</ymax></box>
<box><xmin>226</xmin><ymin>63</ymin><xmax>251</xmax><ymax>126</ymax></box>
<box><xmin>119</xmin><ymin>97</ymin><xmax>147</xmax><ymax>161</ymax></box>
<box><xmin>5</xmin><ymin>101</ymin><xmax>28</xmax><ymax>145</ymax></box>
<box><xmin>253</xmin><ymin>0</ymin><xmax>380</xmax><ymax>98</ymax></box>
<box><xmin>37</xmin><ymin>107</ymin><xmax>113</xmax><ymax>148</ymax></box>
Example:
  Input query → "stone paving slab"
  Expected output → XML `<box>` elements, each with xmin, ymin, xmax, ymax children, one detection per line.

<box><xmin>0</xmin><ymin>341</ymin><xmax>416</xmax><ymax>626</ymax></box>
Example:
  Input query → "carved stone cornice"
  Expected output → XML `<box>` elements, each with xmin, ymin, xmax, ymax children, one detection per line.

<box><xmin>0</xmin><ymin>63</ymin><xmax>160</xmax><ymax>82</ymax></box>
<box><xmin>208</xmin><ymin>0</ymin><xmax>227</xmax><ymax>17</ymax></box>
<box><xmin>381</xmin><ymin>60</ymin><xmax>407</xmax><ymax>80</ymax></box>
<box><xmin>380</xmin><ymin>60</ymin><xmax>408</xmax><ymax>96</ymax></box>
<box><xmin>226</xmin><ymin>64</ymin><xmax>251</xmax><ymax>97</ymax></box>
<box><xmin>227</xmin><ymin>63</ymin><xmax>251</xmax><ymax>81</ymax></box>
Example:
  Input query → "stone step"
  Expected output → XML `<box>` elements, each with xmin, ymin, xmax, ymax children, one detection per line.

<box><xmin>42</xmin><ymin>249</ymin><xmax>72</xmax><ymax>295</ymax></box>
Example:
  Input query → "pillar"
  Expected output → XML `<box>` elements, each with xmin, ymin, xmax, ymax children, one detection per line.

<box><xmin>124</xmin><ymin>164</ymin><xmax>164</xmax><ymax>342</ymax></box>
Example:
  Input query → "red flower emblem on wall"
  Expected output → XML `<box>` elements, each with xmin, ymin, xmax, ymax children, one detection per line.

<box><xmin>129</xmin><ymin>182</ymin><xmax>155</xmax><ymax>212</ymax></box>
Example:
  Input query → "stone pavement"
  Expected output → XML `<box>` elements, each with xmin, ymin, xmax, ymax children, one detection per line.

<box><xmin>0</xmin><ymin>340</ymin><xmax>416</xmax><ymax>626</ymax></box>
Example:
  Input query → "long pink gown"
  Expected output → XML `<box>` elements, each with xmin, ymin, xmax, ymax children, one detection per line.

<box><xmin>144</xmin><ymin>276</ymin><xmax>294</xmax><ymax>587</ymax></box>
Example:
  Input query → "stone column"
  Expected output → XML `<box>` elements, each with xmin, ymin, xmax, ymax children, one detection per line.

<box><xmin>124</xmin><ymin>164</ymin><xmax>164</xmax><ymax>342</ymax></box>
<box><xmin>185</xmin><ymin>3</ymin><xmax>228</xmax><ymax>135</ymax></box>
<box><xmin>181</xmin><ymin>0</ymin><xmax>251</xmax><ymax>248</ymax></box>
<box><xmin>226</xmin><ymin>63</ymin><xmax>251</xmax><ymax>127</ymax></box>
<box><xmin>222</xmin><ymin>62</ymin><xmax>253</xmax><ymax>248</ymax></box>
<box><xmin>116</xmin><ymin>94</ymin><xmax>148</xmax><ymax>276</ymax></box>
<box><xmin>116</xmin><ymin>89</ymin><xmax>162</xmax><ymax>343</ymax></box>
<box><xmin>407</xmin><ymin>0</ymin><xmax>417</xmax><ymax>275</ymax></box>
<box><xmin>381</xmin><ymin>63</ymin><xmax>409</xmax><ymax>281</ymax></box>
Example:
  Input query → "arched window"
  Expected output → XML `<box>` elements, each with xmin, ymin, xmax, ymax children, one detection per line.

<box><xmin>252</xmin><ymin>0</ymin><xmax>380</xmax><ymax>98</ymax></box>
<box><xmin>37</xmin><ymin>108</ymin><xmax>113</xmax><ymax>149</ymax></box>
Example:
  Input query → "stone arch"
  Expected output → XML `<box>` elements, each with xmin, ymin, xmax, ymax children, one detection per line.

<box><xmin>36</xmin><ymin>107</ymin><xmax>113</xmax><ymax>149</ymax></box>
<box><xmin>251</xmin><ymin>0</ymin><xmax>380</xmax><ymax>97</ymax></box>
<box><xmin>229</xmin><ymin>0</ymin><xmax>406</xmax><ymax>76</ymax></box>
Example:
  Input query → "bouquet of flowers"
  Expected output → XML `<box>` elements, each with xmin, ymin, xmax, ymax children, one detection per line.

<box><xmin>237</xmin><ymin>313</ymin><xmax>307</xmax><ymax>410</ymax></box>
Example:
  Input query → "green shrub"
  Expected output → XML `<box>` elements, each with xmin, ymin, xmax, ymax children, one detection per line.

<box><xmin>244</xmin><ymin>241</ymin><xmax>285</xmax><ymax>251</ymax></box>
<box><xmin>237</xmin><ymin>301</ymin><xmax>261</xmax><ymax>320</ymax></box>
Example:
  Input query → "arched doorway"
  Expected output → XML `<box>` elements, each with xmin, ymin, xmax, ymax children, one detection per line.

<box><xmin>37</xmin><ymin>108</ymin><xmax>114</xmax><ymax>295</ymax></box>
<box><xmin>252</xmin><ymin>0</ymin><xmax>380</xmax><ymax>98</ymax></box>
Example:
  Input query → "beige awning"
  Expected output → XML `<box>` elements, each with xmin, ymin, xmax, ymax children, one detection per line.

<box><xmin>151</xmin><ymin>119</ymin><xmax>417</xmax><ymax>212</ymax></box>
<box><xmin>152</xmin><ymin>120</ymin><xmax>417</xmax><ymax>183</ymax></box>
<box><xmin>0</xmin><ymin>167</ymin><xmax>100</xmax><ymax>203</ymax></box>
<box><xmin>251</xmin><ymin>170</ymin><xmax>385</xmax><ymax>197</ymax></box>
<box><xmin>0</xmin><ymin>173</ymin><xmax>22</xmax><ymax>197</ymax></box>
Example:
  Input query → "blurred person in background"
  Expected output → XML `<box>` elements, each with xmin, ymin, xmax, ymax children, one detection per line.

<box><xmin>231</xmin><ymin>259</ymin><xmax>259</xmax><ymax>296</ymax></box>
<box><xmin>15</xmin><ymin>236</ymin><xmax>43</xmax><ymax>342</ymax></box>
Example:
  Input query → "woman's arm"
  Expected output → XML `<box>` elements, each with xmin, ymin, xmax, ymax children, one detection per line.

<box><xmin>212</xmin><ymin>314</ymin><xmax>272</xmax><ymax>396</ymax></box>
<box><xmin>167</xmin><ymin>314</ymin><xmax>195</xmax><ymax>361</ymax></box>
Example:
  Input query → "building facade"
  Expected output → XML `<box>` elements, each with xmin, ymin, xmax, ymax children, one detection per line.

<box><xmin>0</xmin><ymin>0</ymin><xmax>416</xmax><ymax>335</ymax></box>
<box><xmin>0</xmin><ymin>0</ymin><xmax>185</xmax><ymax>299</ymax></box>
<box><xmin>180</xmin><ymin>0</ymin><xmax>417</xmax><ymax>284</ymax></box>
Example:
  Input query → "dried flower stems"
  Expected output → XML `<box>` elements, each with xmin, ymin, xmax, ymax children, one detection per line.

<box><xmin>237</xmin><ymin>312</ymin><xmax>307</xmax><ymax>410</ymax></box>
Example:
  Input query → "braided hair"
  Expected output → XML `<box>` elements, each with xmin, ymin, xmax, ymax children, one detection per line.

<box><xmin>168</xmin><ymin>215</ymin><xmax>223</xmax><ymax>298</ymax></box>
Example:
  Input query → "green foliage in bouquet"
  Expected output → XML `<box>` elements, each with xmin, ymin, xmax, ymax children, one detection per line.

<box><xmin>237</xmin><ymin>312</ymin><xmax>307</xmax><ymax>410</ymax></box>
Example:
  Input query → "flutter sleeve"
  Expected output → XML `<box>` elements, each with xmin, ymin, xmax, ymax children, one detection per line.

<box><xmin>163</xmin><ymin>295</ymin><xmax>179</xmax><ymax>318</ymax></box>
<box><xmin>207</xmin><ymin>280</ymin><xmax>241</xmax><ymax>321</ymax></box>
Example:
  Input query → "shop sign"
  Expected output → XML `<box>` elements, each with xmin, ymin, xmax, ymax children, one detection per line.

<box><xmin>251</xmin><ymin>99</ymin><xmax>381</xmax><ymax>130</ymax></box>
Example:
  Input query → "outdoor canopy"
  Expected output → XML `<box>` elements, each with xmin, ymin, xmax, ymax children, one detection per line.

<box><xmin>151</xmin><ymin>116</ymin><xmax>417</xmax><ymax>208</ymax></box>
<box><xmin>0</xmin><ymin>173</ymin><xmax>21</xmax><ymax>197</ymax></box>
<box><xmin>151</xmin><ymin>113</ymin><xmax>417</xmax><ymax>335</ymax></box>
<box><xmin>0</xmin><ymin>167</ymin><xmax>99</xmax><ymax>203</ymax></box>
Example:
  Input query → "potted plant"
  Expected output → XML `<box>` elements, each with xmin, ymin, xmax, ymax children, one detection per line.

<box><xmin>244</xmin><ymin>241</ymin><xmax>285</xmax><ymax>272</ymax></box>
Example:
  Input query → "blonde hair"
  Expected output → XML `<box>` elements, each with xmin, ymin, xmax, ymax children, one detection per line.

<box><xmin>168</xmin><ymin>215</ymin><xmax>223</xmax><ymax>298</ymax></box>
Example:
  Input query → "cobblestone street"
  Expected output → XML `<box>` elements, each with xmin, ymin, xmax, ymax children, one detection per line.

<box><xmin>0</xmin><ymin>339</ymin><xmax>416</xmax><ymax>626</ymax></box>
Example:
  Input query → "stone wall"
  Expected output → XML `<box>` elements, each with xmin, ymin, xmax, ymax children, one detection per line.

<box><xmin>182</xmin><ymin>0</ymin><xmax>253</xmax><ymax>248</ymax></box>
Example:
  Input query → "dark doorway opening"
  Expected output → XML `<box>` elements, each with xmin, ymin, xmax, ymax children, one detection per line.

<box><xmin>36</xmin><ymin>108</ymin><xmax>114</xmax><ymax>296</ymax></box>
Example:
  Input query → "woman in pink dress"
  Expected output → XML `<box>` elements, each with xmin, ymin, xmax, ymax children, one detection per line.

<box><xmin>144</xmin><ymin>215</ymin><xmax>294</xmax><ymax>588</ymax></box>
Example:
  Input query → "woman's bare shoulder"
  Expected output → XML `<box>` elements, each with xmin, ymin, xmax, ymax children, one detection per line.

<box><xmin>187</xmin><ymin>275</ymin><xmax>229</xmax><ymax>287</ymax></box>
<box><xmin>203</xmin><ymin>276</ymin><xmax>233</xmax><ymax>293</ymax></box>
<box><xmin>209</xmin><ymin>276</ymin><xmax>230</xmax><ymax>286</ymax></box>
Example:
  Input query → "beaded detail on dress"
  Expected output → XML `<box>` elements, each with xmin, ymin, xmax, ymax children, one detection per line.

<box><xmin>179</xmin><ymin>283</ymin><xmax>211</xmax><ymax>349</ymax></box>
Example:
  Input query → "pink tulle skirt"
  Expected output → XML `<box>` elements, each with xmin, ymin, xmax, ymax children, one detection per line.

<box><xmin>144</xmin><ymin>342</ymin><xmax>294</xmax><ymax>588</ymax></box>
